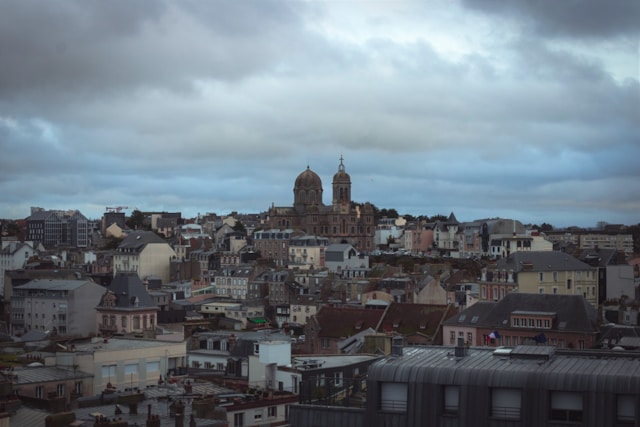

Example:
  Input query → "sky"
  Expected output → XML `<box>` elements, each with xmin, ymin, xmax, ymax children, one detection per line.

<box><xmin>0</xmin><ymin>0</ymin><xmax>638</xmax><ymax>228</ymax></box>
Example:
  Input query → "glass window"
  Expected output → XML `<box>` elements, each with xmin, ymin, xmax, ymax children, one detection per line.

<box><xmin>125</xmin><ymin>363</ymin><xmax>138</xmax><ymax>375</ymax></box>
<box><xmin>617</xmin><ymin>395</ymin><xmax>635</xmax><ymax>422</ymax></box>
<box><xmin>380</xmin><ymin>382</ymin><xmax>408</xmax><ymax>412</ymax></box>
<box><xmin>147</xmin><ymin>361</ymin><xmax>160</xmax><ymax>372</ymax></box>
<box><xmin>550</xmin><ymin>391</ymin><xmax>583</xmax><ymax>422</ymax></box>
<box><xmin>491</xmin><ymin>388</ymin><xmax>521</xmax><ymax>419</ymax></box>
<box><xmin>444</xmin><ymin>386</ymin><xmax>459</xmax><ymax>414</ymax></box>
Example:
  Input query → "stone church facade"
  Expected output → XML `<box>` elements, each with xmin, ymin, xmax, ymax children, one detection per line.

<box><xmin>267</xmin><ymin>158</ymin><xmax>375</xmax><ymax>251</ymax></box>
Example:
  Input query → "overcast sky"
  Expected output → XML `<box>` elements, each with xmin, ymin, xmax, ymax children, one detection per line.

<box><xmin>1</xmin><ymin>1</ymin><xmax>638</xmax><ymax>227</ymax></box>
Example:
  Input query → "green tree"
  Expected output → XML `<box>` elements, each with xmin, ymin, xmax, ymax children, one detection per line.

<box><xmin>126</xmin><ymin>209</ymin><xmax>147</xmax><ymax>230</ymax></box>
<box><xmin>233</xmin><ymin>220</ymin><xmax>246</xmax><ymax>234</ymax></box>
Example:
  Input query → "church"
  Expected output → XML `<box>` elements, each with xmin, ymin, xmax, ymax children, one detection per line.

<box><xmin>267</xmin><ymin>157</ymin><xmax>375</xmax><ymax>251</ymax></box>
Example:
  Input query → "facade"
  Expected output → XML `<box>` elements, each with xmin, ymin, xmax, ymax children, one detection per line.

<box><xmin>214</xmin><ymin>266</ymin><xmax>255</xmax><ymax>299</ymax></box>
<box><xmin>11</xmin><ymin>365</ymin><xmax>93</xmax><ymax>406</ymax></box>
<box><xmin>0</xmin><ymin>240</ymin><xmax>37</xmax><ymax>295</ymax></box>
<box><xmin>253</xmin><ymin>229</ymin><xmax>296</xmax><ymax>267</ymax></box>
<box><xmin>289</xmin><ymin>235</ymin><xmax>328</xmax><ymax>269</ymax></box>
<box><xmin>268</xmin><ymin>158</ymin><xmax>375</xmax><ymax>252</ymax></box>
<box><xmin>10</xmin><ymin>278</ymin><xmax>105</xmax><ymax>337</ymax></box>
<box><xmin>112</xmin><ymin>230</ymin><xmax>177</xmax><ymax>284</ymax></box>
<box><xmin>25</xmin><ymin>209</ymin><xmax>89</xmax><ymax>248</ymax></box>
<box><xmin>493</xmin><ymin>251</ymin><xmax>599</xmax><ymax>308</ymax></box>
<box><xmin>95</xmin><ymin>272</ymin><xmax>159</xmax><ymax>336</ymax></box>
<box><xmin>443</xmin><ymin>293</ymin><xmax>600</xmax><ymax>349</ymax></box>
<box><xmin>324</xmin><ymin>243</ymin><xmax>369</xmax><ymax>273</ymax></box>
<box><xmin>67</xmin><ymin>337</ymin><xmax>187</xmax><ymax>395</ymax></box>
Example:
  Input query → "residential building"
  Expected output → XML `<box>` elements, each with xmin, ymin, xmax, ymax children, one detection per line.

<box><xmin>254</xmin><ymin>228</ymin><xmax>297</xmax><ymax>267</ymax></box>
<box><xmin>325</xmin><ymin>243</ymin><xmax>369</xmax><ymax>274</ymax></box>
<box><xmin>289</xmin><ymin>234</ymin><xmax>328</xmax><ymax>269</ymax></box>
<box><xmin>95</xmin><ymin>272</ymin><xmax>159</xmax><ymax>336</ymax></box>
<box><xmin>55</xmin><ymin>337</ymin><xmax>187</xmax><ymax>395</ymax></box>
<box><xmin>268</xmin><ymin>157</ymin><xmax>376</xmax><ymax>252</ymax></box>
<box><xmin>579</xmin><ymin>248</ymin><xmax>635</xmax><ymax>304</ymax></box>
<box><xmin>443</xmin><ymin>293</ymin><xmax>600</xmax><ymax>349</ymax></box>
<box><xmin>491</xmin><ymin>251</ymin><xmax>599</xmax><ymax>308</ymax></box>
<box><xmin>214</xmin><ymin>266</ymin><xmax>255</xmax><ymax>299</ymax></box>
<box><xmin>0</xmin><ymin>240</ymin><xmax>38</xmax><ymax>295</ymax></box>
<box><xmin>11</xmin><ymin>362</ymin><xmax>93</xmax><ymax>407</ymax></box>
<box><xmin>112</xmin><ymin>230</ymin><xmax>177</xmax><ymax>284</ymax></box>
<box><xmin>25</xmin><ymin>208</ymin><xmax>89</xmax><ymax>248</ymax></box>
<box><xmin>10</xmin><ymin>278</ymin><xmax>105</xmax><ymax>337</ymax></box>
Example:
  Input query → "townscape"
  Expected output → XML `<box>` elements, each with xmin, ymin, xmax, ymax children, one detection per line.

<box><xmin>0</xmin><ymin>160</ymin><xmax>639</xmax><ymax>427</ymax></box>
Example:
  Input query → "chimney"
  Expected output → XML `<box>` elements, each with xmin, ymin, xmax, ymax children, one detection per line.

<box><xmin>391</xmin><ymin>335</ymin><xmax>404</xmax><ymax>357</ymax></box>
<box><xmin>454</xmin><ymin>337</ymin><xmax>468</xmax><ymax>358</ymax></box>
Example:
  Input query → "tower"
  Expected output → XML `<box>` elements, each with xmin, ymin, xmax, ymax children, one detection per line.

<box><xmin>332</xmin><ymin>155</ymin><xmax>351</xmax><ymax>213</ymax></box>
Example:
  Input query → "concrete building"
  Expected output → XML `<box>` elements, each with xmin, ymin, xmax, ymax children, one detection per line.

<box><xmin>290</xmin><ymin>344</ymin><xmax>640</xmax><ymax>427</ymax></box>
<box><xmin>493</xmin><ymin>251</ymin><xmax>599</xmax><ymax>308</ymax></box>
<box><xmin>0</xmin><ymin>240</ymin><xmax>38</xmax><ymax>296</ymax></box>
<box><xmin>112</xmin><ymin>230</ymin><xmax>176</xmax><ymax>284</ymax></box>
<box><xmin>325</xmin><ymin>243</ymin><xmax>369</xmax><ymax>274</ymax></box>
<box><xmin>26</xmin><ymin>208</ymin><xmax>89</xmax><ymax>248</ymax></box>
<box><xmin>10</xmin><ymin>278</ymin><xmax>105</xmax><ymax>337</ymax></box>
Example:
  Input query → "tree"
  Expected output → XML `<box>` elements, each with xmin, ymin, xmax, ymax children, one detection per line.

<box><xmin>233</xmin><ymin>220</ymin><xmax>246</xmax><ymax>234</ymax></box>
<box><xmin>126</xmin><ymin>210</ymin><xmax>147</xmax><ymax>230</ymax></box>
<box><xmin>539</xmin><ymin>223</ymin><xmax>554</xmax><ymax>232</ymax></box>
<box><xmin>429</xmin><ymin>214</ymin><xmax>448</xmax><ymax>222</ymax></box>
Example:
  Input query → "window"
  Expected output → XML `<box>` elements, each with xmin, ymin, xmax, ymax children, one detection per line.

<box><xmin>544</xmin><ymin>319</ymin><xmax>550</xmax><ymax>328</ymax></box>
<box><xmin>121</xmin><ymin>316</ymin><xmax>127</xmax><ymax>328</ymax></box>
<box><xmin>467</xmin><ymin>332</ymin><xmax>473</xmax><ymax>343</ymax></box>
<box><xmin>254</xmin><ymin>409</ymin><xmax>263</xmax><ymax>421</ymax></box>
<box><xmin>539</xmin><ymin>272</ymin><xmax>544</xmax><ymax>282</ymax></box>
<box><xmin>57</xmin><ymin>383</ymin><xmax>65</xmax><ymax>397</ymax></box>
<box><xmin>233</xmin><ymin>412</ymin><xmax>244</xmax><ymax>427</ymax></box>
<box><xmin>550</xmin><ymin>391</ymin><xmax>583</xmax><ymax>422</ymax></box>
<box><xmin>617</xmin><ymin>395</ymin><xmax>635</xmax><ymax>422</ymax></box>
<box><xmin>102</xmin><ymin>365</ymin><xmax>116</xmax><ymax>380</ymax></box>
<box><xmin>147</xmin><ymin>361</ymin><xmax>160</xmax><ymax>372</ymax></box>
<box><xmin>74</xmin><ymin>381</ymin><xmax>82</xmax><ymax>395</ymax></box>
<box><xmin>450</xmin><ymin>331</ymin><xmax>455</xmax><ymax>344</ymax></box>
<box><xmin>268</xmin><ymin>406</ymin><xmax>277</xmax><ymax>418</ymax></box>
<box><xmin>125</xmin><ymin>363</ymin><xmax>138</xmax><ymax>375</ymax></box>
<box><xmin>491</xmin><ymin>388</ymin><xmax>521</xmax><ymax>419</ymax></box>
<box><xmin>553</xmin><ymin>272</ymin><xmax>558</xmax><ymax>282</ymax></box>
<box><xmin>380</xmin><ymin>382</ymin><xmax>408</xmax><ymax>412</ymax></box>
<box><xmin>443</xmin><ymin>386</ymin><xmax>459</xmax><ymax>414</ymax></box>
<box><xmin>35</xmin><ymin>386</ymin><xmax>43</xmax><ymax>399</ymax></box>
<box><xmin>513</xmin><ymin>318</ymin><xmax>519</xmax><ymax>327</ymax></box>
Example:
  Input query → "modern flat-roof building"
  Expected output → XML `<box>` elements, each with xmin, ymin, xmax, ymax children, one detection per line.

<box><xmin>290</xmin><ymin>344</ymin><xmax>640</xmax><ymax>427</ymax></box>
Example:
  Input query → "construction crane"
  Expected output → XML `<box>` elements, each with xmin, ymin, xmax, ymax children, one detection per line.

<box><xmin>105</xmin><ymin>206</ymin><xmax>128</xmax><ymax>213</ymax></box>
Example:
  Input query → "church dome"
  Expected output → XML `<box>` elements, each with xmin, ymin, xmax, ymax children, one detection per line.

<box><xmin>295</xmin><ymin>166</ymin><xmax>323</xmax><ymax>190</ymax></box>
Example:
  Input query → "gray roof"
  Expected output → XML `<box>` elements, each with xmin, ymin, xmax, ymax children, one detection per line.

<box><xmin>12</xmin><ymin>366</ymin><xmax>92</xmax><ymax>385</ymax></box>
<box><xmin>445</xmin><ymin>293</ymin><xmax>599</xmax><ymax>334</ymax></box>
<box><xmin>16</xmin><ymin>278</ymin><xmax>96</xmax><ymax>291</ymax></box>
<box><xmin>117</xmin><ymin>230</ymin><xmax>167</xmax><ymax>252</ymax></box>
<box><xmin>497</xmin><ymin>251</ymin><xmax>595</xmax><ymax>272</ymax></box>
<box><xmin>98</xmin><ymin>273</ymin><xmax>157</xmax><ymax>310</ymax></box>
<box><xmin>367</xmin><ymin>345</ymin><xmax>640</xmax><ymax>394</ymax></box>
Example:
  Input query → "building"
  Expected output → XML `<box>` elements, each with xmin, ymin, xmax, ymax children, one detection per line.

<box><xmin>289</xmin><ymin>235</ymin><xmax>329</xmax><ymax>269</ymax></box>
<box><xmin>54</xmin><ymin>337</ymin><xmax>187</xmax><ymax>395</ymax></box>
<box><xmin>112</xmin><ymin>230</ymin><xmax>177</xmax><ymax>284</ymax></box>
<box><xmin>10</xmin><ymin>278</ymin><xmax>105</xmax><ymax>337</ymax></box>
<box><xmin>268</xmin><ymin>157</ymin><xmax>375</xmax><ymax>252</ymax></box>
<box><xmin>492</xmin><ymin>251</ymin><xmax>599</xmax><ymax>308</ymax></box>
<box><xmin>325</xmin><ymin>243</ymin><xmax>369</xmax><ymax>274</ymax></box>
<box><xmin>95</xmin><ymin>272</ymin><xmax>159</xmax><ymax>336</ymax></box>
<box><xmin>290</xmin><ymin>345</ymin><xmax>640</xmax><ymax>427</ymax></box>
<box><xmin>0</xmin><ymin>240</ymin><xmax>38</xmax><ymax>296</ymax></box>
<box><xmin>25</xmin><ymin>208</ymin><xmax>89</xmax><ymax>248</ymax></box>
<box><xmin>443</xmin><ymin>293</ymin><xmax>600</xmax><ymax>349</ymax></box>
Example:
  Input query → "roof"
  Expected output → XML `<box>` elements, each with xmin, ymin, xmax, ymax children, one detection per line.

<box><xmin>314</xmin><ymin>306</ymin><xmax>386</xmax><ymax>339</ymax></box>
<box><xmin>376</xmin><ymin>303</ymin><xmax>456</xmax><ymax>341</ymax></box>
<box><xmin>97</xmin><ymin>273</ymin><xmax>157</xmax><ymax>310</ymax></box>
<box><xmin>496</xmin><ymin>251</ymin><xmax>595</xmax><ymax>272</ymax></box>
<box><xmin>73</xmin><ymin>337</ymin><xmax>185</xmax><ymax>353</ymax></box>
<box><xmin>445</xmin><ymin>293</ymin><xmax>599</xmax><ymax>334</ymax></box>
<box><xmin>367</xmin><ymin>345</ymin><xmax>640</xmax><ymax>394</ymax></box>
<box><xmin>15</xmin><ymin>278</ymin><xmax>96</xmax><ymax>292</ymax></box>
<box><xmin>117</xmin><ymin>230</ymin><xmax>167</xmax><ymax>251</ymax></box>
<box><xmin>12</xmin><ymin>366</ymin><xmax>92</xmax><ymax>384</ymax></box>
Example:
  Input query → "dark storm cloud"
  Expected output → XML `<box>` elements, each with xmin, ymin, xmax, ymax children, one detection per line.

<box><xmin>461</xmin><ymin>0</ymin><xmax>640</xmax><ymax>39</ymax></box>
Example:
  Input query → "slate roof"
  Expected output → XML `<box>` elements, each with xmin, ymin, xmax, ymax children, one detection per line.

<box><xmin>376</xmin><ymin>303</ymin><xmax>456</xmax><ymax>341</ymax></box>
<box><xmin>445</xmin><ymin>293</ymin><xmax>599</xmax><ymax>334</ymax></box>
<box><xmin>314</xmin><ymin>306</ymin><xmax>386</xmax><ymax>339</ymax></box>
<box><xmin>117</xmin><ymin>230</ymin><xmax>167</xmax><ymax>253</ymax></box>
<box><xmin>496</xmin><ymin>251</ymin><xmax>595</xmax><ymax>273</ymax></box>
<box><xmin>98</xmin><ymin>272</ymin><xmax>157</xmax><ymax>310</ymax></box>
<box><xmin>12</xmin><ymin>366</ymin><xmax>92</xmax><ymax>385</ymax></box>
<box><xmin>15</xmin><ymin>278</ymin><xmax>95</xmax><ymax>291</ymax></box>
<box><xmin>579</xmin><ymin>247</ymin><xmax>618</xmax><ymax>267</ymax></box>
